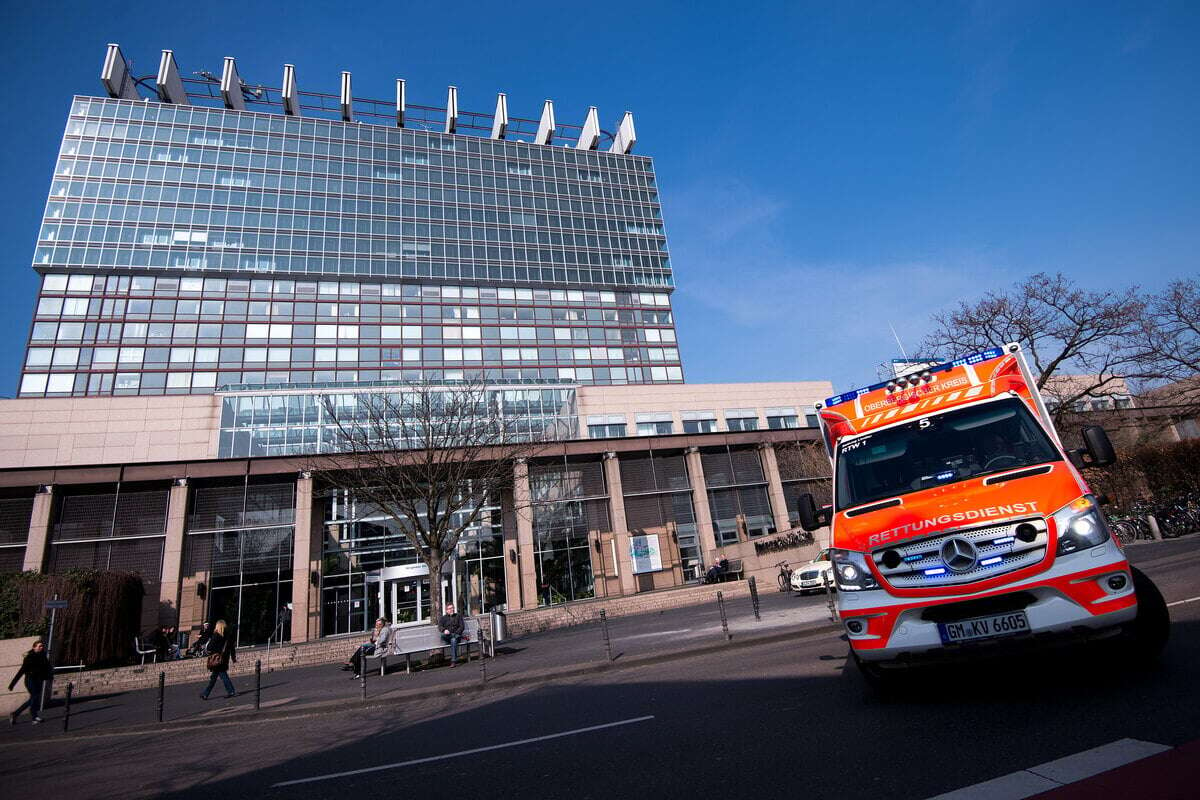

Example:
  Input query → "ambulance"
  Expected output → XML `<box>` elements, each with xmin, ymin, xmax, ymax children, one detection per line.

<box><xmin>794</xmin><ymin>343</ymin><xmax>1169</xmax><ymax>687</ymax></box>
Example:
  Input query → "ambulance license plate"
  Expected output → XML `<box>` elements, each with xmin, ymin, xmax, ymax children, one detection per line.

<box><xmin>938</xmin><ymin>611</ymin><xmax>1029</xmax><ymax>644</ymax></box>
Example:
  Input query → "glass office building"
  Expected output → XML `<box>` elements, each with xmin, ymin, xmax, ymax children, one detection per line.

<box><xmin>18</xmin><ymin>50</ymin><xmax>681</xmax><ymax>398</ymax></box>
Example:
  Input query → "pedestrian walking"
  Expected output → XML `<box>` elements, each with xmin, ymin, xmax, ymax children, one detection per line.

<box><xmin>8</xmin><ymin>639</ymin><xmax>51</xmax><ymax>725</ymax></box>
<box><xmin>199</xmin><ymin>620</ymin><xmax>237</xmax><ymax>700</ymax></box>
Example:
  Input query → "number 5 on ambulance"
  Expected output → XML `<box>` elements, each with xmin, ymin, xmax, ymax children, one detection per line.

<box><xmin>793</xmin><ymin>343</ymin><xmax>1170</xmax><ymax>690</ymax></box>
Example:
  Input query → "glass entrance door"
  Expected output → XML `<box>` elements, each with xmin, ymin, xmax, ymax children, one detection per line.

<box><xmin>381</xmin><ymin>578</ymin><xmax>431</xmax><ymax>626</ymax></box>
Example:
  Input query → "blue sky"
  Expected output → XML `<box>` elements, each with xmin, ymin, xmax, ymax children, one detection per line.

<box><xmin>1</xmin><ymin>1</ymin><xmax>1196</xmax><ymax>395</ymax></box>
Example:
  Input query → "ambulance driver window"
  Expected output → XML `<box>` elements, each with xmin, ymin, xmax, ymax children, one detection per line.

<box><xmin>835</xmin><ymin>398</ymin><xmax>1060</xmax><ymax>510</ymax></box>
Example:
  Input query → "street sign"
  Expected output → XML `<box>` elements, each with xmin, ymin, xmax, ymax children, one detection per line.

<box><xmin>45</xmin><ymin>599</ymin><xmax>68</xmax><ymax>609</ymax></box>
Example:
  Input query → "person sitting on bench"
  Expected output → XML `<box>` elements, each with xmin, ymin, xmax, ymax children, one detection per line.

<box><xmin>439</xmin><ymin>604</ymin><xmax>465</xmax><ymax>666</ymax></box>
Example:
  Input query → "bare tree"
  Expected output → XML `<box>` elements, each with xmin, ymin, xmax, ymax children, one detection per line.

<box><xmin>1131</xmin><ymin>278</ymin><xmax>1200</xmax><ymax>415</ymax></box>
<box><xmin>774</xmin><ymin>440</ymin><xmax>833</xmax><ymax>507</ymax></box>
<box><xmin>305</xmin><ymin>379</ymin><xmax>555</xmax><ymax>624</ymax></box>
<box><xmin>921</xmin><ymin>272</ymin><xmax>1146</xmax><ymax>423</ymax></box>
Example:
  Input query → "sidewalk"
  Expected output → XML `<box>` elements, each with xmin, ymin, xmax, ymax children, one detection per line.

<box><xmin>1</xmin><ymin>587</ymin><xmax>839</xmax><ymax>742</ymax></box>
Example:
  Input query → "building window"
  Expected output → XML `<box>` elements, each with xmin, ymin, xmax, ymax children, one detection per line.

<box><xmin>530</xmin><ymin>458</ymin><xmax>608</xmax><ymax>606</ymax></box>
<box><xmin>635</xmin><ymin>412</ymin><xmax>674</xmax><ymax>436</ymax></box>
<box><xmin>588</xmin><ymin>423</ymin><xmax>627</xmax><ymax>438</ymax></box>
<box><xmin>726</xmin><ymin>417</ymin><xmax>758</xmax><ymax>432</ymax></box>
<box><xmin>683</xmin><ymin>419</ymin><xmax>717</xmax><ymax>434</ymax></box>
<box><xmin>767</xmin><ymin>415</ymin><xmax>799</xmax><ymax>430</ymax></box>
<box><xmin>701</xmin><ymin>446</ymin><xmax>777</xmax><ymax>545</ymax></box>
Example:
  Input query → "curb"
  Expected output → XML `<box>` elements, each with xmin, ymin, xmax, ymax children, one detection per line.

<box><xmin>1</xmin><ymin>620</ymin><xmax>841</xmax><ymax>745</ymax></box>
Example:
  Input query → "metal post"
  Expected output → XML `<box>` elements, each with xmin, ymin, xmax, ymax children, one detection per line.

<box><xmin>480</xmin><ymin>651</ymin><xmax>487</xmax><ymax>685</ymax></box>
<box><xmin>156</xmin><ymin>671</ymin><xmax>165</xmax><ymax>723</ymax></box>
<box><xmin>360</xmin><ymin>662</ymin><xmax>366</xmax><ymax>701</ymax></box>
<box><xmin>717</xmin><ymin>591</ymin><xmax>731</xmax><ymax>641</ymax></box>
<box><xmin>822</xmin><ymin>571</ymin><xmax>837</xmax><ymax>622</ymax></box>
<box><xmin>62</xmin><ymin>682</ymin><xmax>73</xmax><ymax>733</ymax></box>
<box><xmin>254</xmin><ymin>660</ymin><xmax>261</xmax><ymax>711</ymax></box>
<box><xmin>599</xmin><ymin>609</ymin><xmax>614</xmax><ymax>662</ymax></box>
<box><xmin>43</xmin><ymin>594</ymin><xmax>59</xmax><ymax>711</ymax></box>
<box><xmin>1146</xmin><ymin>514</ymin><xmax>1163</xmax><ymax>541</ymax></box>
<box><xmin>748</xmin><ymin>575</ymin><xmax>761</xmax><ymax>621</ymax></box>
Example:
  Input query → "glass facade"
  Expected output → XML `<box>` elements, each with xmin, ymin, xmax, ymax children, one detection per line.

<box><xmin>20</xmin><ymin>96</ymin><xmax>684</xmax><ymax>397</ymax></box>
<box><xmin>529</xmin><ymin>457</ymin><xmax>609</xmax><ymax>605</ymax></box>
<box><xmin>183</xmin><ymin>478</ymin><xmax>295</xmax><ymax>647</ymax></box>
<box><xmin>0</xmin><ymin>496</ymin><xmax>34</xmax><ymax>574</ymax></box>
<box><xmin>216</xmin><ymin>384</ymin><xmax>578</xmax><ymax>458</ymax></box>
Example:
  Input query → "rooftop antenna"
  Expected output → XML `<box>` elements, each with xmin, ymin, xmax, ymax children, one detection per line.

<box><xmin>889</xmin><ymin>322</ymin><xmax>910</xmax><ymax>362</ymax></box>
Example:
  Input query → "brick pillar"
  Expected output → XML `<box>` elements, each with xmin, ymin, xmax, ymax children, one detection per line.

<box><xmin>157</xmin><ymin>479</ymin><xmax>189</xmax><ymax>626</ymax></box>
<box><xmin>760</xmin><ymin>443</ymin><xmax>794</xmax><ymax>533</ymax></box>
<box><xmin>603</xmin><ymin>452</ymin><xmax>636</xmax><ymax>596</ymax></box>
<box><xmin>513</xmin><ymin>459</ymin><xmax>539</xmax><ymax>610</ymax></box>
<box><xmin>685</xmin><ymin>447</ymin><xmax>718</xmax><ymax>562</ymax></box>
<box><xmin>291</xmin><ymin>474</ymin><xmax>323</xmax><ymax>642</ymax></box>
<box><xmin>22</xmin><ymin>486</ymin><xmax>53</xmax><ymax>572</ymax></box>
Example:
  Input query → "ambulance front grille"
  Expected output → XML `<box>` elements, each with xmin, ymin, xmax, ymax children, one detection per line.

<box><xmin>871</xmin><ymin>518</ymin><xmax>1049</xmax><ymax>589</ymax></box>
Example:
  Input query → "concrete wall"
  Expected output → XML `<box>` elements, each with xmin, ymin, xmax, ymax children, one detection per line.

<box><xmin>0</xmin><ymin>396</ymin><xmax>220</xmax><ymax>469</ymax></box>
<box><xmin>577</xmin><ymin>381</ymin><xmax>831</xmax><ymax>432</ymax></box>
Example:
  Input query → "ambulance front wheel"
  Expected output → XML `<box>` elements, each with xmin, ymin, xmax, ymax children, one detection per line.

<box><xmin>1119</xmin><ymin>566</ymin><xmax>1170</xmax><ymax>664</ymax></box>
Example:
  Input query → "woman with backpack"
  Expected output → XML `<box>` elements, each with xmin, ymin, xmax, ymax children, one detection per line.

<box><xmin>199</xmin><ymin>619</ymin><xmax>237</xmax><ymax>700</ymax></box>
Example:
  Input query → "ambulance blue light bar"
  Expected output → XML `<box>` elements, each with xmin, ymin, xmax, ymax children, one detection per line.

<box><xmin>822</xmin><ymin>346</ymin><xmax>1005</xmax><ymax>408</ymax></box>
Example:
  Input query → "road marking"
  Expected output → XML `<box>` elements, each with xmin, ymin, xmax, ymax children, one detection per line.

<box><xmin>1166</xmin><ymin>595</ymin><xmax>1200</xmax><ymax>608</ymax></box>
<box><xmin>926</xmin><ymin>738</ymin><xmax>1171</xmax><ymax>799</ymax></box>
<box><xmin>620</xmin><ymin>629</ymin><xmax>692</xmax><ymax>640</ymax></box>
<box><xmin>272</xmin><ymin>714</ymin><xmax>656</xmax><ymax>787</ymax></box>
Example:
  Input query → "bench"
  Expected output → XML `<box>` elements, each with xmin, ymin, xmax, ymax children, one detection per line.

<box><xmin>704</xmin><ymin>559</ymin><xmax>744</xmax><ymax>583</ymax></box>
<box><xmin>368</xmin><ymin>617</ymin><xmax>492</xmax><ymax>676</ymax></box>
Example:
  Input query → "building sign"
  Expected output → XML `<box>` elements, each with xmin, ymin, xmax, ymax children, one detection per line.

<box><xmin>630</xmin><ymin>534</ymin><xmax>664</xmax><ymax>574</ymax></box>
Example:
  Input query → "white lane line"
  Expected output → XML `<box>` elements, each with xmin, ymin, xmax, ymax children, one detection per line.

<box><xmin>925</xmin><ymin>738</ymin><xmax>1171</xmax><ymax>799</ymax></box>
<box><xmin>1166</xmin><ymin>595</ymin><xmax>1200</xmax><ymax>608</ymax></box>
<box><xmin>272</xmin><ymin>715</ymin><xmax>655</xmax><ymax>787</ymax></box>
<box><xmin>620</xmin><ymin>629</ymin><xmax>692</xmax><ymax>640</ymax></box>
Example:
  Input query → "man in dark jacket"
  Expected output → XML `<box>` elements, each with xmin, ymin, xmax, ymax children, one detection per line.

<box><xmin>438</xmin><ymin>604</ymin><xmax>465</xmax><ymax>666</ymax></box>
<box><xmin>9</xmin><ymin>639</ymin><xmax>51</xmax><ymax>724</ymax></box>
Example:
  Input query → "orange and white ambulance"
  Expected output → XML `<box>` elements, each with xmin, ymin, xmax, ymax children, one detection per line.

<box><xmin>795</xmin><ymin>343</ymin><xmax>1169</xmax><ymax>686</ymax></box>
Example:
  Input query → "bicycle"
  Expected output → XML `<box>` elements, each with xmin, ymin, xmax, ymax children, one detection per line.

<box><xmin>775</xmin><ymin>561</ymin><xmax>792</xmax><ymax>592</ymax></box>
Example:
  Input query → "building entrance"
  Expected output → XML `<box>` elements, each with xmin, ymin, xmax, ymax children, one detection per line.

<box><xmin>367</xmin><ymin>564</ymin><xmax>433</xmax><ymax>626</ymax></box>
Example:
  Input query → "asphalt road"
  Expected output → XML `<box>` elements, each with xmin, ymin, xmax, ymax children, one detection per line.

<box><xmin>4</xmin><ymin>537</ymin><xmax>1199</xmax><ymax>800</ymax></box>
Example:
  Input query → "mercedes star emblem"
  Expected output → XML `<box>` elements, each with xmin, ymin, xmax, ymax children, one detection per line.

<box><xmin>940</xmin><ymin>537</ymin><xmax>978</xmax><ymax>573</ymax></box>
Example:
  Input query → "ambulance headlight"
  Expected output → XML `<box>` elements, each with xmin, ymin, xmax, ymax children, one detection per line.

<box><xmin>830</xmin><ymin>549</ymin><xmax>879</xmax><ymax>591</ymax></box>
<box><xmin>1054</xmin><ymin>497</ymin><xmax>1110</xmax><ymax>555</ymax></box>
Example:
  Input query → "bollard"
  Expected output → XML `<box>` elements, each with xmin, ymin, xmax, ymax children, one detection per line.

<box><xmin>156</xmin><ymin>671</ymin><xmax>165</xmax><ymax>723</ymax></box>
<box><xmin>62</xmin><ymin>682</ymin><xmax>73</xmax><ymax>733</ymax></box>
<box><xmin>254</xmin><ymin>660</ymin><xmax>261</xmax><ymax>711</ymax></box>
<box><xmin>748</xmin><ymin>575</ymin><xmax>761</xmax><ymax>621</ymax></box>
<box><xmin>360</xmin><ymin>662</ymin><xmax>367</xmax><ymax>702</ymax></box>
<box><xmin>480</xmin><ymin>652</ymin><xmax>487</xmax><ymax>685</ymax></box>
<box><xmin>822</xmin><ymin>571</ymin><xmax>837</xmax><ymax>622</ymax></box>
<box><xmin>599</xmin><ymin>609</ymin><xmax>614</xmax><ymax>662</ymax></box>
<box><xmin>717</xmin><ymin>591</ymin><xmax>732</xmax><ymax>641</ymax></box>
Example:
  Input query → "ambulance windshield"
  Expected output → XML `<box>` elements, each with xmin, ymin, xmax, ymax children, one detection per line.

<box><xmin>834</xmin><ymin>398</ymin><xmax>1061</xmax><ymax>511</ymax></box>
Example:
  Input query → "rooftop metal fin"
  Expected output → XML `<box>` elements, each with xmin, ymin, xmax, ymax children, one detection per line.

<box><xmin>395</xmin><ymin>79</ymin><xmax>406</xmax><ymax>127</ymax></box>
<box><xmin>445</xmin><ymin>86</ymin><xmax>458</xmax><ymax>134</ymax></box>
<box><xmin>340</xmin><ymin>71</ymin><xmax>354</xmax><ymax>122</ymax></box>
<box><xmin>610</xmin><ymin>111</ymin><xmax>637</xmax><ymax>154</ymax></box>
<box><xmin>282</xmin><ymin>64</ymin><xmax>301</xmax><ymax>116</ymax></box>
<box><xmin>576</xmin><ymin>106</ymin><xmax>600</xmax><ymax>150</ymax></box>
<box><xmin>490</xmin><ymin>92</ymin><xmax>508</xmax><ymax>139</ymax></box>
<box><xmin>534</xmin><ymin>100</ymin><xmax>556</xmax><ymax>145</ymax></box>
<box><xmin>101</xmin><ymin>43</ymin><xmax>139</xmax><ymax>100</ymax></box>
<box><xmin>156</xmin><ymin>50</ymin><xmax>188</xmax><ymax>105</ymax></box>
<box><xmin>220</xmin><ymin>57</ymin><xmax>245</xmax><ymax>111</ymax></box>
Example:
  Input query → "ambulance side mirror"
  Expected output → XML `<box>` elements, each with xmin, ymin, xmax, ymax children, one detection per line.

<box><xmin>1081</xmin><ymin>425</ymin><xmax>1116</xmax><ymax>467</ymax></box>
<box><xmin>797</xmin><ymin>493</ymin><xmax>831</xmax><ymax>532</ymax></box>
